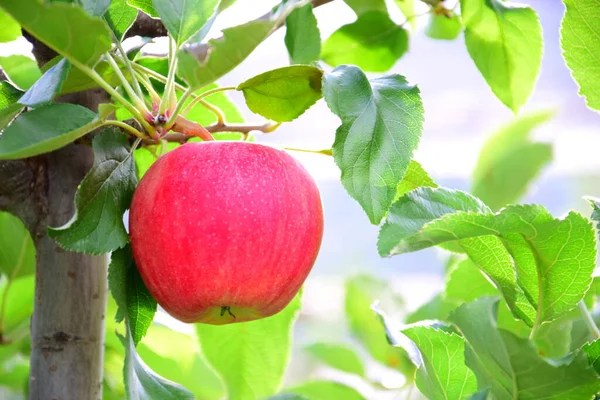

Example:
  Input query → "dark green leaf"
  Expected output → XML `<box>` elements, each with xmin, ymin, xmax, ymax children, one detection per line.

<box><xmin>561</xmin><ymin>0</ymin><xmax>600</xmax><ymax>112</ymax></box>
<box><xmin>48</xmin><ymin>129</ymin><xmax>137</xmax><ymax>254</ymax></box>
<box><xmin>237</xmin><ymin>65</ymin><xmax>322</xmax><ymax>122</ymax></box>
<box><xmin>379</xmin><ymin>187</ymin><xmax>596</xmax><ymax>327</ymax></box>
<box><xmin>0</xmin><ymin>81</ymin><xmax>23</xmax><ymax>131</ymax></box>
<box><xmin>343</xmin><ymin>0</ymin><xmax>387</xmax><ymax>15</ymax></box>
<box><xmin>472</xmin><ymin>110</ymin><xmax>553</xmax><ymax>210</ymax></box>
<box><xmin>105</xmin><ymin>0</ymin><xmax>137</xmax><ymax>40</ymax></box>
<box><xmin>19</xmin><ymin>58</ymin><xmax>71</xmax><ymax>107</ymax></box>
<box><xmin>0</xmin><ymin>212</ymin><xmax>35</xmax><ymax>278</ymax></box>
<box><xmin>449</xmin><ymin>297</ymin><xmax>600</xmax><ymax>400</ymax></box>
<box><xmin>461</xmin><ymin>0</ymin><xmax>542</xmax><ymax>112</ymax></box>
<box><xmin>305</xmin><ymin>343</ymin><xmax>365</xmax><ymax>376</ymax></box>
<box><xmin>285</xmin><ymin>3</ymin><xmax>321</xmax><ymax>64</ymax></box>
<box><xmin>426</xmin><ymin>13</ymin><xmax>462</xmax><ymax>40</ymax></box>
<box><xmin>284</xmin><ymin>381</ymin><xmax>365</xmax><ymax>400</ymax></box>
<box><xmin>196</xmin><ymin>293</ymin><xmax>302</xmax><ymax>400</ymax></box>
<box><xmin>323</xmin><ymin>65</ymin><xmax>423</xmax><ymax>224</ymax></box>
<box><xmin>0</xmin><ymin>0</ymin><xmax>112</xmax><ymax>66</ymax></box>
<box><xmin>345</xmin><ymin>276</ymin><xmax>415</xmax><ymax>376</ymax></box>
<box><xmin>121</xmin><ymin>327</ymin><xmax>194</xmax><ymax>400</ymax></box>
<box><xmin>375</xmin><ymin>308</ymin><xmax>477</xmax><ymax>400</ymax></box>
<box><xmin>322</xmin><ymin>11</ymin><xmax>408</xmax><ymax>72</ymax></box>
<box><xmin>153</xmin><ymin>0</ymin><xmax>219</xmax><ymax>45</ymax></box>
<box><xmin>109</xmin><ymin>245</ymin><xmax>157</xmax><ymax>345</ymax></box>
<box><xmin>0</xmin><ymin>10</ymin><xmax>20</xmax><ymax>43</ymax></box>
<box><xmin>81</xmin><ymin>0</ymin><xmax>110</xmax><ymax>16</ymax></box>
<box><xmin>0</xmin><ymin>55</ymin><xmax>42</xmax><ymax>90</ymax></box>
<box><xmin>178</xmin><ymin>2</ymin><xmax>298</xmax><ymax>90</ymax></box>
<box><xmin>0</xmin><ymin>103</ymin><xmax>100</xmax><ymax>160</ymax></box>
<box><xmin>126</xmin><ymin>0</ymin><xmax>157</xmax><ymax>17</ymax></box>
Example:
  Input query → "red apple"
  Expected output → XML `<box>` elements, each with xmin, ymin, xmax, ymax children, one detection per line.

<box><xmin>129</xmin><ymin>141</ymin><xmax>324</xmax><ymax>324</ymax></box>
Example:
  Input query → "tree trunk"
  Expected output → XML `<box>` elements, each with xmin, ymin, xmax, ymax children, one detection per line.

<box><xmin>28</xmin><ymin>144</ymin><xmax>108</xmax><ymax>400</ymax></box>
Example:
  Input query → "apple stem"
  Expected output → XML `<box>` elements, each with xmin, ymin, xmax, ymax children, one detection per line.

<box><xmin>220</xmin><ymin>306</ymin><xmax>236</xmax><ymax>319</ymax></box>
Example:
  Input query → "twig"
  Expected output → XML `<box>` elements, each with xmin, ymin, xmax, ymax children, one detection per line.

<box><xmin>142</xmin><ymin>122</ymin><xmax>280</xmax><ymax>145</ymax></box>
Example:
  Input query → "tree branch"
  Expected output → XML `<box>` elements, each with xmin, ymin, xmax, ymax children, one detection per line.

<box><xmin>142</xmin><ymin>121</ymin><xmax>279</xmax><ymax>145</ymax></box>
<box><xmin>125</xmin><ymin>11</ymin><xmax>167</xmax><ymax>39</ymax></box>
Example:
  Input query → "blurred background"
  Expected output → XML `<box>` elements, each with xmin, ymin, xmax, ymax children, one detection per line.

<box><xmin>1</xmin><ymin>0</ymin><xmax>599</xmax><ymax>399</ymax></box>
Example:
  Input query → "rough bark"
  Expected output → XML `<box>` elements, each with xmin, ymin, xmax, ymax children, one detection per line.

<box><xmin>0</xmin><ymin>32</ymin><xmax>110</xmax><ymax>400</ymax></box>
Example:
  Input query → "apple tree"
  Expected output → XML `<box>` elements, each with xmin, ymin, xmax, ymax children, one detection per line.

<box><xmin>1</xmin><ymin>0</ymin><xmax>600</xmax><ymax>399</ymax></box>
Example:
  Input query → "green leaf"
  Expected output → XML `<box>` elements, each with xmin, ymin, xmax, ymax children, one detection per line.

<box><xmin>394</xmin><ymin>0</ymin><xmax>416</xmax><ymax>30</ymax></box>
<box><xmin>0</xmin><ymin>81</ymin><xmax>24</xmax><ymax>131</ymax></box>
<box><xmin>285</xmin><ymin>3</ymin><xmax>321</xmax><ymax>65</ymax></box>
<box><xmin>0</xmin><ymin>9</ymin><xmax>20</xmax><ymax>43</ymax></box>
<box><xmin>19</xmin><ymin>58</ymin><xmax>71</xmax><ymax>107</ymax></box>
<box><xmin>0</xmin><ymin>0</ymin><xmax>112</xmax><ymax>66</ymax></box>
<box><xmin>81</xmin><ymin>0</ymin><xmax>110</xmax><ymax>16</ymax></box>
<box><xmin>59</xmin><ymin>59</ymin><xmax>125</xmax><ymax>95</ymax></box>
<box><xmin>461</xmin><ymin>0</ymin><xmax>542</xmax><ymax>112</ymax></box>
<box><xmin>137</xmin><ymin>325</ymin><xmax>225</xmax><ymax>399</ymax></box>
<box><xmin>0</xmin><ymin>55</ymin><xmax>42</xmax><ymax>90</ymax></box>
<box><xmin>237</xmin><ymin>65</ymin><xmax>322</xmax><ymax>122</ymax></box>
<box><xmin>323</xmin><ymin>65</ymin><xmax>423</xmax><ymax>224</ymax></box>
<box><xmin>105</xmin><ymin>0</ymin><xmax>138</xmax><ymax>40</ymax></box>
<box><xmin>48</xmin><ymin>129</ymin><xmax>137</xmax><ymax>254</ymax></box>
<box><xmin>345</xmin><ymin>276</ymin><xmax>415</xmax><ymax>376</ymax></box>
<box><xmin>121</xmin><ymin>327</ymin><xmax>194</xmax><ymax>400</ymax></box>
<box><xmin>178</xmin><ymin>2</ymin><xmax>296</xmax><ymax>90</ymax></box>
<box><xmin>322</xmin><ymin>11</ymin><xmax>408</xmax><ymax>72</ymax></box>
<box><xmin>153</xmin><ymin>0</ymin><xmax>219</xmax><ymax>46</ymax></box>
<box><xmin>471</xmin><ymin>110</ymin><xmax>553</xmax><ymax>210</ymax></box>
<box><xmin>196</xmin><ymin>292</ymin><xmax>302</xmax><ymax>400</ymax></box>
<box><xmin>126</xmin><ymin>0</ymin><xmax>157</xmax><ymax>17</ymax></box>
<box><xmin>284</xmin><ymin>381</ymin><xmax>365</xmax><ymax>400</ymax></box>
<box><xmin>0</xmin><ymin>103</ymin><xmax>100</xmax><ymax>160</ymax></box>
<box><xmin>0</xmin><ymin>275</ymin><xmax>34</xmax><ymax>338</ymax></box>
<box><xmin>379</xmin><ymin>187</ymin><xmax>597</xmax><ymax>327</ymax></box>
<box><xmin>343</xmin><ymin>0</ymin><xmax>387</xmax><ymax>15</ymax></box>
<box><xmin>305</xmin><ymin>343</ymin><xmax>365</xmax><ymax>376</ymax></box>
<box><xmin>449</xmin><ymin>297</ymin><xmax>600</xmax><ymax>400</ymax></box>
<box><xmin>582</xmin><ymin>339</ymin><xmax>600</xmax><ymax>375</ymax></box>
<box><xmin>109</xmin><ymin>245</ymin><xmax>157</xmax><ymax>346</ymax></box>
<box><xmin>0</xmin><ymin>212</ymin><xmax>35</xmax><ymax>278</ymax></box>
<box><xmin>561</xmin><ymin>0</ymin><xmax>600</xmax><ymax>112</ymax></box>
<box><xmin>426</xmin><ymin>13</ymin><xmax>462</xmax><ymax>40</ymax></box>
<box><xmin>395</xmin><ymin>160</ymin><xmax>437</xmax><ymax>201</ymax></box>
<box><xmin>376</xmin><ymin>309</ymin><xmax>477</xmax><ymax>400</ymax></box>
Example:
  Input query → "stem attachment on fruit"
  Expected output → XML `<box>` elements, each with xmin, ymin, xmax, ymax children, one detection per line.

<box><xmin>220</xmin><ymin>306</ymin><xmax>236</xmax><ymax>319</ymax></box>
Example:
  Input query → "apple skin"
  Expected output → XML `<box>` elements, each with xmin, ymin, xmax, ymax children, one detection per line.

<box><xmin>129</xmin><ymin>141</ymin><xmax>324</xmax><ymax>325</ymax></box>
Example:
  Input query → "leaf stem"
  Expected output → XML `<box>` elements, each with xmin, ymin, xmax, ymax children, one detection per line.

<box><xmin>102</xmin><ymin>120</ymin><xmax>147</xmax><ymax>139</ymax></box>
<box><xmin>165</xmin><ymin>88</ymin><xmax>193</xmax><ymax>128</ymax></box>
<box><xmin>104</xmin><ymin>53</ymin><xmax>147</xmax><ymax>112</ymax></box>
<box><xmin>131</xmin><ymin>64</ymin><xmax>228</xmax><ymax>125</ymax></box>
<box><xmin>578</xmin><ymin>301</ymin><xmax>600</xmax><ymax>339</ymax></box>
<box><xmin>114</xmin><ymin>40</ymin><xmax>144</xmax><ymax>100</ymax></box>
<box><xmin>181</xmin><ymin>86</ymin><xmax>236</xmax><ymax>116</ymax></box>
<box><xmin>284</xmin><ymin>147</ymin><xmax>332</xmax><ymax>156</ymax></box>
<box><xmin>70</xmin><ymin>59</ymin><xmax>156</xmax><ymax>136</ymax></box>
<box><xmin>159</xmin><ymin>36</ymin><xmax>178</xmax><ymax>115</ymax></box>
